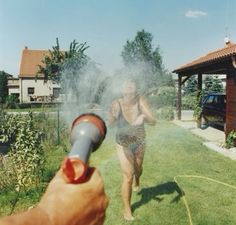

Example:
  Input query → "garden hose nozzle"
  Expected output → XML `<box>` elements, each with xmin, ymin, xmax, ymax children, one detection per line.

<box><xmin>61</xmin><ymin>113</ymin><xmax>106</xmax><ymax>184</ymax></box>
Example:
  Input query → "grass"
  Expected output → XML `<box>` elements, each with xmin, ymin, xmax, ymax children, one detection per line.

<box><xmin>1</xmin><ymin>121</ymin><xmax>236</xmax><ymax>224</ymax></box>
<box><xmin>94</xmin><ymin>122</ymin><xmax>236</xmax><ymax>225</ymax></box>
<box><xmin>5</xmin><ymin>107</ymin><xmax>58</xmax><ymax>113</ymax></box>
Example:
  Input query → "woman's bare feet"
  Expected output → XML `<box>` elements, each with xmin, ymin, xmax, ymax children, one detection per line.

<box><xmin>124</xmin><ymin>212</ymin><xmax>135</xmax><ymax>221</ymax></box>
<box><xmin>132</xmin><ymin>185</ymin><xmax>139</xmax><ymax>192</ymax></box>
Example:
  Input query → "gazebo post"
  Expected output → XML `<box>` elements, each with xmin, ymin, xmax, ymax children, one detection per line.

<box><xmin>226</xmin><ymin>67</ymin><xmax>236</xmax><ymax>142</ymax></box>
<box><xmin>197</xmin><ymin>73</ymin><xmax>202</xmax><ymax>128</ymax></box>
<box><xmin>177</xmin><ymin>74</ymin><xmax>182</xmax><ymax>120</ymax></box>
<box><xmin>197</xmin><ymin>73</ymin><xmax>202</xmax><ymax>100</ymax></box>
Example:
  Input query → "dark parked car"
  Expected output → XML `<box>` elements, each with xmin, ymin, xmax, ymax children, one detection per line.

<box><xmin>202</xmin><ymin>93</ymin><xmax>226</xmax><ymax>130</ymax></box>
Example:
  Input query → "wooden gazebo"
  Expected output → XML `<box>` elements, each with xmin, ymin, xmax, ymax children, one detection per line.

<box><xmin>173</xmin><ymin>41</ymin><xmax>236</xmax><ymax>138</ymax></box>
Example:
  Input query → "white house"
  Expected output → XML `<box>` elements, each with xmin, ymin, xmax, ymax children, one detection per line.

<box><xmin>8</xmin><ymin>47</ymin><xmax>61</xmax><ymax>103</ymax></box>
<box><xmin>7</xmin><ymin>77</ymin><xmax>20</xmax><ymax>97</ymax></box>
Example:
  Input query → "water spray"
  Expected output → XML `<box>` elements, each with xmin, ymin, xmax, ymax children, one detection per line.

<box><xmin>61</xmin><ymin>113</ymin><xmax>106</xmax><ymax>184</ymax></box>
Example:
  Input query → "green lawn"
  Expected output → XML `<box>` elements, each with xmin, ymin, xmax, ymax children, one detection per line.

<box><xmin>5</xmin><ymin>107</ymin><xmax>58</xmax><ymax>113</ymax></box>
<box><xmin>92</xmin><ymin>122</ymin><xmax>236</xmax><ymax>225</ymax></box>
<box><xmin>1</xmin><ymin>121</ymin><xmax>236</xmax><ymax>225</ymax></box>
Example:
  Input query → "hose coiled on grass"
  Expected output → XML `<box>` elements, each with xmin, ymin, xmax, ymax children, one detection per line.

<box><xmin>174</xmin><ymin>175</ymin><xmax>236</xmax><ymax>225</ymax></box>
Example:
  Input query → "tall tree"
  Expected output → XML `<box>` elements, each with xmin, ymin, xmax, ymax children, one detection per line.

<box><xmin>204</xmin><ymin>75</ymin><xmax>223</xmax><ymax>94</ymax></box>
<box><xmin>183</xmin><ymin>76</ymin><xmax>198</xmax><ymax>95</ymax></box>
<box><xmin>37</xmin><ymin>38</ymin><xmax>110</xmax><ymax>105</ymax></box>
<box><xmin>37</xmin><ymin>38</ymin><xmax>89</xmax><ymax>84</ymax></box>
<box><xmin>210</xmin><ymin>76</ymin><xmax>224</xmax><ymax>93</ymax></box>
<box><xmin>204</xmin><ymin>75</ymin><xmax>214</xmax><ymax>93</ymax></box>
<box><xmin>121</xmin><ymin>29</ymin><xmax>172</xmax><ymax>92</ymax></box>
<box><xmin>0</xmin><ymin>71</ymin><xmax>8</xmax><ymax>103</ymax></box>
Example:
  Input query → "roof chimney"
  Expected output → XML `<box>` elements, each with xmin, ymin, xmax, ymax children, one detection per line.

<box><xmin>224</xmin><ymin>36</ymin><xmax>231</xmax><ymax>46</ymax></box>
<box><xmin>24</xmin><ymin>46</ymin><xmax>28</xmax><ymax>50</ymax></box>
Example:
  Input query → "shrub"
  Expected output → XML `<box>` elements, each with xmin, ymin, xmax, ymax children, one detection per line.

<box><xmin>156</xmin><ymin>106</ymin><xmax>175</xmax><ymax>121</ymax></box>
<box><xmin>0</xmin><ymin>155</ymin><xmax>16</xmax><ymax>190</ymax></box>
<box><xmin>0</xmin><ymin>112</ymin><xmax>45</xmax><ymax>191</ymax></box>
<box><xmin>0</xmin><ymin>112</ymin><xmax>18</xmax><ymax>144</ymax></box>
<box><xmin>148</xmin><ymin>86</ymin><xmax>176</xmax><ymax>109</ymax></box>
<box><xmin>182</xmin><ymin>94</ymin><xmax>195</xmax><ymax>110</ymax></box>
<box><xmin>18</xmin><ymin>103</ymin><xmax>32</xmax><ymax>109</ymax></box>
<box><xmin>225</xmin><ymin>130</ymin><xmax>236</xmax><ymax>149</ymax></box>
<box><xmin>32</xmin><ymin>112</ymin><xmax>69</xmax><ymax>149</ymax></box>
<box><xmin>192</xmin><ymin>91</ymin><xmax>203</xmax><ymax>120</ymax></box>
<box><xmin>182</xmin><ymin>92</ymin><xmax>203</xmax><ymax>118</ymax></box>
<box><xmin>4</xmin><ymin>95</ymin><xmax>19</xmax><ymax>109</ymax></box>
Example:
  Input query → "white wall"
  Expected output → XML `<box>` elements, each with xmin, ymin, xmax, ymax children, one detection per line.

<box><xmin>20</xmin><ymin>78</ymin><xmax>60</xmax><ymax>103</ymax></box>
<box><xmin>8</xmin><ymin>87</ymin><xmax>20</xmax><ymax>95</ymax></box>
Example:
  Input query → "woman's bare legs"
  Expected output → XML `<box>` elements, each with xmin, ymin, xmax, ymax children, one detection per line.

<box><xmin>116</xmin><ymin>144</ymin><xmax>135</xmax><ymax>220</ymax></box>
<box><xmin>133</xmin><ymin>144</ymin><xmax>145</xmax><ymax>191</ymax></box>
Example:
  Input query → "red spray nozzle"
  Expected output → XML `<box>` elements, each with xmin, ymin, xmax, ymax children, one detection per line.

<box><xmin>62</xmin><ymin>113</ymin><xmax>106</xmax><ymax>184</ymax></box>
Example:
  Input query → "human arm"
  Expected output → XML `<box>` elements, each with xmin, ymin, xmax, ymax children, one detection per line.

<box><xmin>139</xmin><ymin>96</ymin><xmax>156</xmax><ymax>125</ymax></box>
<box><xmin>0</xmin><ymin>168</ymin><xmax>108</xmax><ymax>225</ymax></box>
<box><xmin>0</xmin><ymin>207</ymin><xmax>49</xmax><ymax>225</ymax></box>
<box><xmin>107</xmin><ymin>100</ymin><xmax>120</xmax><ymax>125</ymax></box>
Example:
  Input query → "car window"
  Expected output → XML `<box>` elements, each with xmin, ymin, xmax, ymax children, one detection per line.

<box><xmin>214</xmin><ymin>95</ymin><xmax>226</xmax><ymax>105</ymax></box>
<box><xmin>215</xmin><ymin>96</ymin><xmax>221</xmax><ymax>104</ymax></box>
<box><xmin>205</xmin><ymin>95</ymin><xmax>215</xmax><ymax>104</ymax></box>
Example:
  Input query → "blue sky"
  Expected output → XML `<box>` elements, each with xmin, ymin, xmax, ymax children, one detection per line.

<box><xmin>0</xmin><ymin>0</ymin><xmax>235</xmax><ymax>76</ymax></box>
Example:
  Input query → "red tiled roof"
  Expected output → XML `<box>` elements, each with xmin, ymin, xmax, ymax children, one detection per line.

<box><xmin>19</xmin><ymin>47</ymin><xmax>49</xmax><ymax>78</ymax></box>
<box><xmin>174</xmin><ymin>42</ymin><xmax>236</xmax><ymax>73</ymax></box>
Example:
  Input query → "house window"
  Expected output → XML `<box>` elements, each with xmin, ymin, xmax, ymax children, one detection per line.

<box><xmin>28</xmin><ymin>87</ymin><xmax>35</xmax><ymax>95</ymax></box>
<box><xmin>53</xmin><ymin>88</ymin><xmax>60</xmax><ymax>98</ymax></box>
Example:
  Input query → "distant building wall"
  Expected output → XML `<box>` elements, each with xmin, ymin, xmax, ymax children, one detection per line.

<box><xmin>20</xmin><ymin>78</ymin><xmax>60</xmax><ymax>103</ymax></box>
<box><xmin>7</xmin><ymin>78</ymin><xmax>20</xmax><ymax>97</ymax></box>
<box><xmin>8</xmin><ymin>87</ymin><xmax>20</xmax><ymax>95</ymax></box>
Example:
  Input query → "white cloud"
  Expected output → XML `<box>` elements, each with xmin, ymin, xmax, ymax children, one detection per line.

<box><xmin>185</xmin><ymin>10</ymin><xmax>208</xmax><ymax>18</ymax></box>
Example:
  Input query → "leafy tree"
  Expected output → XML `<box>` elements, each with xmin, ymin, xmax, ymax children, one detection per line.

<box><xmin>37</xmin><ymin>38</ymin><xmax>89</xmax><ymax>84</ymax></box>
<box><xmin>0</xmin><ymin>71</ymin><xmax>8</xmax><ymax>103</ymax></box>
<box><xmin>122</xmin><ymin>30</ymin><xmax>161</xmax><ymax>68</ymax></box>
<box><xmin>148</xmin><ymin>86</ymin><xmax>176</xmax><ymax>109</ymax></box>
<box><xmin>121</xmin><ymin>29</ymin><xmax>173</xmax><ymax>91</ymax></box>
<box><xmin>204</xmin><ymin>75</ymin><xmax>214</xmax><ymax>92</ymax></box>
<box><xmin>161</xmin><ymin>71</ymin><xmax>175</xmax><ymax>87</ymax></box>
<box><xmin>210</xmin><ymin>76</ymin><xmax>223</xmax><ymax>93</ymax></box>
<box><xmin>183</xmin><ymin>75</ymin><xmax>224</xmax><ymax>96</ymax></box>
<box><xmin>38</xmin><ymin>38</ymin><xmax>109</xmax><ymax>106</ymax></box>
<box><xmin>183</xmin><ymin>76</ymin><xmax>198</xmax><ymax>95</ymax></box>
<box><xmin>37</xmin><ymin>38</ymin><xmax>64</xmax><ymax>83</ymax></box>
<box><xmin>4</xmin><ymin>95</ymin><xmax>19</xmax><ymax>109</ymax></box>
<box><xmin>204</xmin><ymin>75</ymin><xmax>223</xmax><ymax>94</ymax></box>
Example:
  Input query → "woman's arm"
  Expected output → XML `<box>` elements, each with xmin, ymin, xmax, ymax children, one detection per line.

<box><xmin>107</xmin><ymin>100</ymin><xmax>120</xmax><ymax>125</ymax></box>
<box><xmin>139</xmin><ymin>96</ymin><xmax>156</xmax><ymax>125</ymax></box>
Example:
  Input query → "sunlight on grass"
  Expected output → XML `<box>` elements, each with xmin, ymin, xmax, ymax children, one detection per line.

<box><xmin>97</xmin><ymin>122</ymin><xmax>236</xmax><ymax>225</ymax></box>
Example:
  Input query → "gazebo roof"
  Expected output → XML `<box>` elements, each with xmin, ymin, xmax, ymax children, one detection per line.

<box><xmin>173</xmin><ymin>42</ymin><xmax>236</xmax><ymax>75</ymax></box>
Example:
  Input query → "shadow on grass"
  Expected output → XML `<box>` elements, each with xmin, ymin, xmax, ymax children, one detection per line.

<box><xmin>132</xmin><ymin>181</ymin><xmax>183</xmax><ymax>212</ymax></box>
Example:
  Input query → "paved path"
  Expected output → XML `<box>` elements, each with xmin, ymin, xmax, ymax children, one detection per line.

<box><xmin>173</xmin><ymin>110</ymin><xmax>236</xmax><ymax>161</ymax></box>
<box><xmin>173</xmin><ymin>120</ymin><xmax>225</xmax><ymax>144</ymax></box>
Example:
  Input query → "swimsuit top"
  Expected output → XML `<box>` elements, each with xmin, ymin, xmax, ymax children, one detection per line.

<box><xmin>115</xmin><ymin>98</ymin><xmax>145</xmax><ymax>147</ymax></box>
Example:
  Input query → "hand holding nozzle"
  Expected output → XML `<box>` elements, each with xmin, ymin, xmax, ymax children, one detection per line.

<box><xmin>0</xmin><ymin>113</ymin><xmax>108</xmax><ymax>225</ymax></box>
<box><xmin>61</xmin><ymin>113</ymin><xmax>107</xmax><ymax>184</ymax></box>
